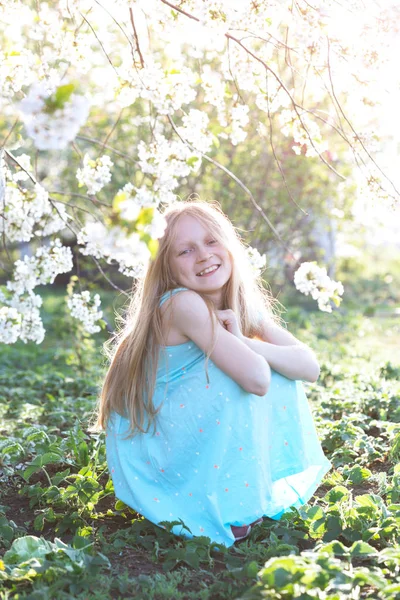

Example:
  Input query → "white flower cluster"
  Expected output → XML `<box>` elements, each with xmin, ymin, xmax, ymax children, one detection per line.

<box><xmin>0</xmin><ymin>48</ymin><xmax>36</xmax><ymax>97</ymax></box>
<box><xmin>294</xmin><ymin>262</ymin><xmax>344</xmax><ymax>312</ymax></box>
<box><xmin>246</xmin><ymin>246</ymin><xmax>267</xmax><ymax>277</ymax></box>
<box><xmin>144</xmin><ymin>209</ymin><xmax>167</xmax><ymax>239</ymax></box>
<box><xmin>77</xmin><ymin>221</ymin><xmax>152</xmax><ymax>278</ymax></box>
<box><xmin>137</xmin><ymin>132</ymin><xmax>202</xmax><ymax>200</ymax></box>
<box><xmin>76</xmin><ymin>154</ymin><xmax>113</xmax><ymax>195</ymax></box>
<box><xmin>7</xmin><ymin>239</ymin><xmax>74</xmax><ymax>296</ymax></box>
<box><xmin>279</xmin><ymin>110</ymin><xmax>328</xmax><ymax>157</ymax></box>
<box><xmin>230</xmin><ymin>104</ymin><xmax>250</xmax><ymax>146</ymax></box>
<box><xmin>116</xmin><ymin>183</ymin><xmax>159</xmax><ymax>222</ymax></box>
<box><xmin>1</xmin><ymin>179</ymin><xmax>69</xmax><ymax>242</ymax></box>
<box><xmin>177</xmin><ymin>109</ymin><xmax>213</xmax><ymax>154</ymax></box>
<box><xmin>1</xmin><ymin>239</ymin><xmax>73</xmax><ymax>345</ymax></box>
<box><xmin>0</xmin><ymin>151</ymin><xmax>5</xmax><ymax>203</ymax></box>
<box><xmin>0</xmin><ymin>306</ymin><xmax>22</xmax><ymax>344</ymax></box>
<box><xmin>0</xmin><ymin>291</ymin><xmax>45</xmax><ymax>345</ymax></box>
<box><xmin>19</xmin><ymin>81</ymin><xmax>90</xmax><ymax>150</ymax></box>
<box><xmin>116</xmin><ymin>59</ymin><xmax>197</xmax><ymax>114</ymax></box>
<box><xmin>67</xmin><ymin>290</ymin><xmax>103</xmax><ymax>334</ymax></box>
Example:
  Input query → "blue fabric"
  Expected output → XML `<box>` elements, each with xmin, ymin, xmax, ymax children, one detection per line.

<box><xmin>106</xmin><ymin>286</ymin><xmax>332</xmax><ymax>548</ymax></box>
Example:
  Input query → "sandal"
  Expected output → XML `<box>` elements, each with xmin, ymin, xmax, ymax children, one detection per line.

<box><xmin>231</xmin><ymin>517</ymin><xmax>264</xmax><ymax>541</ymax></box>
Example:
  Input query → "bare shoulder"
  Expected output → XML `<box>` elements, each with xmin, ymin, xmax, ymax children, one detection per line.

<box><xmin>168</xmin><ymin>290</ymin><xmax>213</xmax><ymax>324</ymax></box>
<box><xmin>160</xmin><ymin>290</ymin><xmax>205</xmax><ymax>345</ymax></box>
<box><xmin>160</xmin><ymin>289</ymin><xmax>202</xmax><ymax>315</ymax></box>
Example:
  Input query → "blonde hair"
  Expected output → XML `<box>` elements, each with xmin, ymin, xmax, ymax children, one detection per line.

<box><xmin>91</xmin><ymin>199</ymin><xmax>280</xmax><ymax>439</ymax></box>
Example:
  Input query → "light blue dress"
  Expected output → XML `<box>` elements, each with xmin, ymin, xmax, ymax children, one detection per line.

<box><xmin>105</xmin><ymin>287</ymin><xmax>332</xmax><ymax>548</ymax></box>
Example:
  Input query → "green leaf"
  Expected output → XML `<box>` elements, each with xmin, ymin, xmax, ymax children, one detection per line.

<box><xmin>115</xmin><ymin>500</ymin><xmax>127</xmax><ymax>511</ymax></box>
<box><xmin>246</xmin><ymin>561</ymin><xmax>260</xmax><ymax>578</ymax></box>
<box><xmin>309</xmin><ymin>517</ymin><xmax>326</xmax><ymax>538</ymax></box>
<box><xmin>136</xmin><ymin>207</ymin><xmax>155</xmax><ymax>227</ymax></box>
<box><xmin>355</xmin><ymin>494</ymin><xmax>382</xmax><ymax>509</ymax></box>
<box><xmin>346</xmin><ymin>465</ymin><xmax>372</xmax><ymax>484</ymax></box>
<box><xmin>323</xmin><ymin>485</ymin><xmax>350</xmax><ymax>503</ymax></box>
<box><xmin>33</xmin><ymin>514</ymin><xmax>45</xmax><ymax>532</ymax></box>
<box><xmin>322</xmin><ymin>515</ymin><xmax>343</xmax><ymax>542</ymax></box>
<box><xmin>350</xmin><ymin>541</ymin><xmax>378</xmax><ymax>557</ymax></box>
<box><xmin>319</xmin><ymin>540</ymin><xmax>349</xmax><ymax>556</ymax></box>
<box><xmin>4</xmin><ymin>536</ymin><xmax>52</xmax><ymax>565</ymax></box>
<box><xmin>186</xmin><ymin>156</ymin><xmax>200</xmax><ymax>168</ymax></box>
<box><xmin>0</xmin><ymin>524</ymin><xmax>14</xmax><ymax>542</ymax></box>
<box><xmin>54</xmin><ymin>84</ymin><xmax>75</xmax><ymax>106</ymax></box>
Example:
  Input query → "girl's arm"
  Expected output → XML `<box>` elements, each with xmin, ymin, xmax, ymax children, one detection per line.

<box><xmin>242</xmin><ymin>319</ymin><xmax>320</xmax><ymax>383</ymax></box>
<box><xmin>169</xmin><ymin>291</ymin><xmax>271</xmax><ymax>396</ymax></box>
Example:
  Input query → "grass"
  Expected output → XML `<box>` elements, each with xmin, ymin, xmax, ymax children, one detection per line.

<box><xmin>1</xmin><ymin>290</ymin><xmax>400</xmax><ymax>599</ymax></box>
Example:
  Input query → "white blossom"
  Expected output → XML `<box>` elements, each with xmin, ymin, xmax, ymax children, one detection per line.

<box><xmin>177</xmin><ymin>109</ymin><xmax>213</xmax><ymax>154</ymax></box>
<box><xmin>0</xmin><ymin>306</ymin><xmax>22</xmax><ymax>344</ymax></box>
<box><xmin>230</xmin><ymin>104</ymin><xmax>250</xmax><ymax>146</ymax></box>
<box><xmin>67</xmin><ymin>290</ymin><xmax>103</xmax><ymax>334</ymax></box>
<box><xmin>10</xmin><ymin>292</ymin><xmax>45</xmax><ymax>344</ymax></box>
<box><xmin>279</xmin><ymin>110</ymin><xmax>328</xmax><ymax>157</ymax></box>
<box><xmin>0</xmin><ymin>181</ymin><xmax>68</xmax><ymax>243</ymax></box>
<box><xmin>0</xmin><ymin>151</ymin><xmax>5</xmax><ymax>204</ymax></box>
<box><xmin>0</xmin><ymin>292</ymin><xmax>45</xmax><ymax>344</ymax></box>
<box><xmin>294</xmin><ymin>262</ymin><xmax>344</xmax><ymax>312</ymax></box>
<box><xmin>76</xmin><ymin>154</ymin><xmax>113</xmax><ymax>195</ymax></box>
<box><xmin>7</xmin><ymin>239</ymin><xmax>74</xmax><ymax>296</ymax></box>
<box><xmin>144</xmin><ymin>209</ymin><xmax>168</xmax><ymax>239</ymax></box>
<box><xmin>77</xmin><ymin>221</ymin><xmax>151</xmax><ymax>278</ymax></box>
<box><xmin>19</xmin><ymin>81</ymin><xmax>90</xmax><ymax>150</ymax></box>
<box><xmin>11</xmin><ymin>154</ymin><xmax>32</xmax><ymax>182</ymax></box>
<box><xmin>246</xmin><ymin>246</ymin><xmax>267</xmax><ymax>277</ymax></box>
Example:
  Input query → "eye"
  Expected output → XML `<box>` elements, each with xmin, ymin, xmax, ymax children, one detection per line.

<box><xmin>179</xmin><ymin>249</ymin><xmax>190</xmax><ymax>256</ymax></box>
<box><xmin>208</xmin><ymin>240</ymin><xmax>217</xmax><ymax>245</ymax></box>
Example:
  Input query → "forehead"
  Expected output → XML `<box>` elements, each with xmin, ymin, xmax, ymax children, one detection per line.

<box><xmin>172</xmin><ymin>214</ymin><xmax>213</xmax><ymax>245</ymax></box>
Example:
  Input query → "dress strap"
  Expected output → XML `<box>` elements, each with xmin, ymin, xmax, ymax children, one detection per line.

<box><xmin>159</xmin><ymin>287</ymin><xmax>189</xmax><ymax>308</ymax></box>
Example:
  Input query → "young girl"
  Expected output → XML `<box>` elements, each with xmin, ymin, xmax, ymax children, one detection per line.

<box><xmin>94</xmin><ymin>200</ymin><xmax>331</xmax><ymax>548</ymax></box>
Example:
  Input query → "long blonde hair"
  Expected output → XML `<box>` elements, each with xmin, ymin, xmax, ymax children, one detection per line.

<box><xmin>92</xmin><ymin>199</ymin><xmax>280</xmax><ymax>439</ymax></box>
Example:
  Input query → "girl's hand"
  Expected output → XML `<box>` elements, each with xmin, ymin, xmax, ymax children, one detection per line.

<box><xmin>215</xmin><ymin>309</ymin><xmax>244</xmax><ymax>340</ymax></box>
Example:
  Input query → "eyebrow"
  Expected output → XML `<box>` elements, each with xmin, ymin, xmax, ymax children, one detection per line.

<box><xmin>175</xmin><ymin>235</ymin><xmax>214</xmax><ymax>248</ymax></box>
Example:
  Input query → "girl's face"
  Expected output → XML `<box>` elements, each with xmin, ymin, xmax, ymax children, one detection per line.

<box><xmin>169</xmin><ymin>214</ymin><xmax>232</xmax><ymax>293</ymax></box>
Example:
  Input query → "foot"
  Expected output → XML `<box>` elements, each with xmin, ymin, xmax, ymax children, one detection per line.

<box><xmin>231</xmin><ymin>517</ymin><xmax>264</xmax><ymax>540</ymax></box>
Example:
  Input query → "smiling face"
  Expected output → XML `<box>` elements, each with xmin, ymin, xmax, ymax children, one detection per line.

<box><xmin>168</xmin><ymin>214</ymin><xmax>232</xmax><ymax>295</ymax></box>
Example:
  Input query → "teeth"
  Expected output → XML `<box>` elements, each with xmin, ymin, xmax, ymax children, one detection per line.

<box><xmin>198</xmin><ymin>265</ymin><xmax>219</xmax><ymax>276</ymax></box>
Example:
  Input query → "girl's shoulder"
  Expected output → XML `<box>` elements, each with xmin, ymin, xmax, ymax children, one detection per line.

<box><xmin>159</xmin><ymin>287</ymin><xmax>191</xmax><ymax>346</ymax></box>
<box><xmin>159</xmin><ymin>287</ymin><xmax>190</xmax><ymax>308</ymax></box>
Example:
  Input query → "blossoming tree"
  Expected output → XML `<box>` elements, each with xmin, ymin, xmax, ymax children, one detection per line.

<box><xmin>1</xmin><ymin>0</ymin><xmax>398</xmax><ymax>343</ymax></box>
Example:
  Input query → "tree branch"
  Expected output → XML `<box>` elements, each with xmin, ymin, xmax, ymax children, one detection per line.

<box><xmin>129</xmin><ymin>6</ymin><xmax>145</xmax><ymax>68</ymax></box>
<box><xmin>167</xmin><ymin>114</ymin><xmax>301</xmax><ymax>265</ymax></box>
<box><xmin>159</xmin><ymin>0</ymin><xmax>346</xmax><ymax>181</ymax></box>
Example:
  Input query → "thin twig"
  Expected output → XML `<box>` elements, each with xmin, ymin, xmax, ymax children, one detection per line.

<box><xmin>49</xmin><ymin>190</ymin><xmax>110</xmax><ymax>208</ymax></box>
<box><xmin>326</xmin><ymin>36</ymin><xmax>400</xmax><ymax>197</ymax></box>
<box><xmin>1</xmin><ymin>118</ymin><xmax>20</xmax><ymax>148</ymax></box>
<box><xmin>100</xmin><ymin>108</ymin><xmax>124</xmax><ymax>154</ymax></box>
<box><xmin>160</xmin><ymin>0</ymin><xmax>199</xmax><ymax>21</ymax></box>
<box><xmin>79</xmin><ymin>11</ymin><xmax>119</xmax><ymax>76</ymax></box>
<box><xmin>159</xmin><ymin>0</ymin><xmax>346</xmax><ymax>181</ymax></box>
<box><xmin>264</xmin><ymin>74</ymin><xmax>308</xmax><ymax>215</ymax></box>
<box><xmin>76</xmin><ymin>135</ymin><xmax>138</xmax><ymax>164</ymax></box>
<box><xmin>91</xmin><ymin>255</ymin><xmax>130</xmax><ymax>298</ymax></box>
<box><xmin>94</xmin><ymin>0</ymin><xmax>136</xmax><ymax>56</ymax></box>
<box><xmin>129</xmin><ymin>6</ymin><xmax>145</xmax><ymax>68</ymax></box>
<box><xmin>225</xmin><ymin>31</ymin><xmax>346</xmax><ymax>180</ymax></box>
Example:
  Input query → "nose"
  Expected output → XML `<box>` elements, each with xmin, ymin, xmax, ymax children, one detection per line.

<box><xmin>196</xmin><ymin>247</ymin><xmax>213</xmax><ymax>262</ymax></box>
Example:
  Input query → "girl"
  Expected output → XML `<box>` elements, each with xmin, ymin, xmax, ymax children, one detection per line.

<box><xmin>94</xmin><ymin>199</ymin><xmax>332</xmax><ymax>548</ymax></box>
